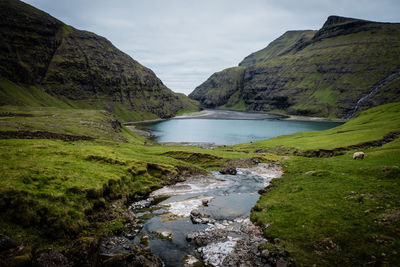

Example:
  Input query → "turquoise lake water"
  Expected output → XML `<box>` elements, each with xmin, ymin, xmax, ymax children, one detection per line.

<box><xmin>143</xmin><ymin>118</ymin><xmax>342</xmax><ymax>145</ymax></box>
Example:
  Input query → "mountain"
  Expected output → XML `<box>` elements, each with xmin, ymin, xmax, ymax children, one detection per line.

<box><xmin>189</xmin><ymin>16</ymin><xmax>400</xmax><ymax>118</ymax></box>
<box><xmin>0</xmin><ymin>0</ymin><xmax>198</xmax><ymax>121</ymax></box>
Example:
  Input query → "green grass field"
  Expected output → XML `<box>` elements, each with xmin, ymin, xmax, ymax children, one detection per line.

<box><xmin>0</xmin><ymin>103</ymin><xmax>399</xmax><ymax>266</ymax></box>
<box><xmin>236</xmin><ymin>103</ymin><xmax>400</xmax><ymax>265</ymax></box>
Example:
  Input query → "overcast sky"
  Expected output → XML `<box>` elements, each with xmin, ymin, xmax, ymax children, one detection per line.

<box><xmin>23</xmin><ymin>0</ymin><xmax>400</xmax><ymax>95</ymax></box>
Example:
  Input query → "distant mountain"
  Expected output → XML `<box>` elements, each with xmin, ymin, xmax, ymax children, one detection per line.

<box><xmin>189</xmin><ymin>16</ymin><xmax>400</xmax><ymax>118</ymax></box>
<box><xmin>0</xmin><ymin>0</ymin><xmax>198</xmax><ymax>121</ymax></box>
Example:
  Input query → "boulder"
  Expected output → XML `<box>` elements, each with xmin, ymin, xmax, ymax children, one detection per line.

<box><xmin>190</xmin><ymin>210</ymin><xmax>215</xmax><ymax>224</ymax></box>
<box><xmin>0</xmin><ymin>243</ymin><xmax>32</xmax><ymax>267</ymax></box>
<box><xmin>101</xmin><ymin>247</ymin><xmax>162</xmax><ymax>267</ymax></box>
<box><xmin>219</xmin><ymin>166</ymin><xmax>237</xmax><ymax>175</ymax></box>
<box><xmin>353</xmin><ymin>151</ymin><xmax>365</xmax><ymax>160</ymax></box>
<box><xmin>66</xmin><ymin>237</ymin><xmax>100</xmax><ymax>267</ymax></box>
<box><xmin>183</xmin><ymin>255</ymin><xmax>201</xmax><ymax>267</ymax></box>
<box><xmin>152</xmin><ymin>230</ymin><xmax>173</xmax><ymax>241</ymax></box>
<box><xmin>32</xmin><ymin>248</ymin><xmax>71</xmax><ymax>267</ymax></box>
<box><xmin>0</xmin><ymin>234</ymin><xmax>17</xmax><ymax>252</ymax></box>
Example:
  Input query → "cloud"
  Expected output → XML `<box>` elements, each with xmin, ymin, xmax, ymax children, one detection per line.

<box><xmin>23</xmin><ymin>0</ymin><xmax>400</xmax><ymax>95</ymax></box>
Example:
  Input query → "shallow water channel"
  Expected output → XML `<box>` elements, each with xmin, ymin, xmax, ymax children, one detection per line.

<box><xmin>130</xmin><ymin>163</ymin><xmax>283</xmax><ymax>266</ymax></box>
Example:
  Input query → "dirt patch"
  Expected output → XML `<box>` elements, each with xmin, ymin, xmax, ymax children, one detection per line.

<box><xmin>109</xmin><ymin>119</ymin><xmax>122</xmax><ymax>131</ymax></box>
<box><xmin>0</xmin><ymin>130</ymin><xmax>94</xmax><ymax>141</ymax></box>
<box><xmin>162</xmin><ymin>151</ymin><xmax>223</xmax><ymax>165</ymax></box>
<box><xmin>225</xmin><ymin>158</ymin><xmax>262</xmax><ymax>168</ymax></box>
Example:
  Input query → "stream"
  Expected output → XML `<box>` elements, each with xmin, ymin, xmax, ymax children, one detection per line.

<box><xmin>347</xmin><ymin>67</ymin><xmax>400</xmax><ymax>118</ymax></box>
<box><xmin>128</xmin><ymin>163</ymin><xmax>283</xmax><ymax>266</ymax></box>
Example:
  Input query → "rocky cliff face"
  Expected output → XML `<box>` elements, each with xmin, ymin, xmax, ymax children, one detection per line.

<box><xmin>190</xmin><ymin>16</ymin><xmax>400</xmax><ymax>118</ymax></box>
<box><xmin>188</xmin><ymin>67</ymin><xmax>245</xmax><ymax>108</ymax></box>
<box><xmin>0</xmin><ymin>0</ymin><xmax>198</xmax><ymax>120</ymax></box>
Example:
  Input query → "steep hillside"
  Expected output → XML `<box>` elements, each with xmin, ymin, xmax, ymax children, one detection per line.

<box><xmin>188</xmin><ymin>67</ymin><xmax>246</xmax><ymax>109</ymax></box>
<box><xmin>239</xmin><ymin>30</ymin><xmax>316</xmax><ymax>67</ymax></box>
<box><xmin>189</xmin><ymin>16</ymin><xmax>400</xmax><ymax>118</ymax></box>
<box><xmin>0</xmin><ymin>0</ymin><xmax>198</xmax><ymax>121</ymax></box>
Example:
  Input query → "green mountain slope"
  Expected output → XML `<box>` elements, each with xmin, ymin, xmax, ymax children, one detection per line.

<box><xmin>239</xmin><ymin>30</ymin><xmax>316</xmax><ymax>67</ymax></box>
<box><xmin>189</xmin><ymin>16</ymin><xmax>400</xmax><ymax>118</ymax></box>
<box><xmin>0</xmin><ymin>0</ymin><xmax>198</xmax><ymax>121</ymax></box>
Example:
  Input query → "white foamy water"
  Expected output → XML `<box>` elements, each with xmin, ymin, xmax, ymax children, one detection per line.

<box><xmin>162</xmin><ymin>195</ymin><xmax>214</xmax><ymax>217</ymax></box>
<box><xmin>150</xmin><ymin>175</ymin><xmax>232</xmax><ymax>197</ymax></box>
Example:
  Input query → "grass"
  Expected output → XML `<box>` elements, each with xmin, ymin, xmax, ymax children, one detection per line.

<box><xmin>0</xmin><ymin>102</ymin><xmax>399</xmax><ymax>266</ymax></box>
<box><xmin>0</xmin><ymin>78</ymin><xmax>69</xmax><ymax>108</ymax></box>
<box><xmin>232</xmin><ymin>102</ymin><xmax>400</xmax><ymax>151</ymax></box>
<box><xmin>0</xmin><ymin>105</ymin><xmax>134</xmax><ymax>143</ymax></box>
<box><xmin>0</xmin><ymin>137</ymin><xmax>254</xmax><ymax>246</ymax></box>
<box><xmin>108</xmin><ymin>102</ymin><xmax>159</xmax><ymax>122</ymax></box>
<box><xmin>0</xmin><ymin>105</ymin><xmax>255</xmax><ymax>247</ymax></box>
<box><xmin>0</xmin><ymin>77</ymin><xmax>199</xmax><ymax>123</ymax></box>
<box><xmin>0</xmin><ymin>139</ymin><xmax>172</xmax><ymax>244</ymax></box>
<box><xmin>219</xmin><ymin>99</ymin><xmax>246</xmax><ymax>111</ymax></box>
<box><xmin>239</xmin><ymin>30</ymin><xmax>316</xmax><ymax>67</ymax></box>
<box><xmin>174</xmin><ymin>107</ymin><xmax>203</xmax><ymax>117</ymax></box>
<box><xmin>251</xmin><ymin>139</ymin><xmax>400</xmax><ymax>266</ymax></box>
<box><xmin>234</xmin><ymin>102</ymin><xmax>400</xmax><ymax>265</ymax></box>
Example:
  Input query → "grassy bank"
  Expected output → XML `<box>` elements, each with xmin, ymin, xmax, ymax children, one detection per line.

<box><xmin>239</xmin><ymin>103</ymin><xmax>400</xmax><ymax>265</ymax></box>
<box><xmin>0</xmin><ymin>106</ymin><xmax>255</xmax><ymax>248</ymax></box>
<box><xmin>232</xmin><ymin>102</ymin><xmax>400</xmax><ymax>152</ymax></box>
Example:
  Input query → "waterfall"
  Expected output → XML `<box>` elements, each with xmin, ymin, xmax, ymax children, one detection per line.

<box><xmin>347</xmin><ymin>67</ymin><xmax>400</xmax><ymax>119</ymax></box>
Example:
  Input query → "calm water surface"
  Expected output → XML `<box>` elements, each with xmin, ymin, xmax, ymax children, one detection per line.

<box><xmin>143</xmin><ymin>117</ymin><xmax>342</xmax><ymax>145</ymax></box>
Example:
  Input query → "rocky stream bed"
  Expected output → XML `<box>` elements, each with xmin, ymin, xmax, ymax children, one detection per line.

<box><xmin>114</xmin><ymin>163</ymin><xmax>287</xmax><ymax>266</ymax></box>
<box><xmin>0</xmin><ymin>163</ymin><xmax>294</xmax><ymax>267</ymax></box>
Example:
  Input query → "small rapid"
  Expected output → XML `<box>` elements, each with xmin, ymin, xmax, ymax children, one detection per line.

<box><xmin>130</xmin><ymin>163</ymin><xmax>283</xmax><ymax>266</ymax></box>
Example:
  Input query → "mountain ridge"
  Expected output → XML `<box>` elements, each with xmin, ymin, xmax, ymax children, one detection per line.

<box><xmin>0</xmin><ymin>0</ymin><xmax>198</xmax><ymax>121</ymax></box>
<box><xmin>189</xmin><ymin>15</ymin><xmax>400</xmax><ymax>118</ymax></box>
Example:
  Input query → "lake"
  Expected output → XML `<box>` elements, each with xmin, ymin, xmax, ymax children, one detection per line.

<box><xmin>142</xmin><ymin>110</ymin><xmax>343</xmax><ymax>145</ymax></box>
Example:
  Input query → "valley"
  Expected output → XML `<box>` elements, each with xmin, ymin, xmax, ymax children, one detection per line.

<box><xmin>0</xmin><ymin>0</ymin><xmax>399</xmax><ymax>266</ymax></box>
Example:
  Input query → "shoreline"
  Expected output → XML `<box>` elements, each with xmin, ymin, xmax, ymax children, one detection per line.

<box><xmin>123</xmin><ymin>109</ymin><xmax>346</xmax><ymax>138</ymax></box>
<box><xmin>123</xmin><ymin>118</ymin><xmax>166</xmax><ymax>125</ymax></box>
<box><xmin>173</xmin><ymin>109</ymin><xmax>282</xmax><ymax>120</ymax></box>
<box><xmin>282</xmin><ymin>115</ymin><xmax>347</xmax><ymax>122</ymax></box>
<box><xmin>122</xmin><ymin>109</ymin><xmax>347</xmax><ymax>124</ymax></box>
<box><xmin>175</xmin><ymin>109</ymin><xmax>347</xmax><ymax>122</ymax></box>
<box><xmin>123</xmin><ymin>119</ymin><xmax>165</xmax><ymax>138</ymax></box>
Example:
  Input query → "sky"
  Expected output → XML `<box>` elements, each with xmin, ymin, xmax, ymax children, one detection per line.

<box><xmin>23</xmin><ymin>0</ymin><xmax>400</xmax><ymax>95</ymax></box>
